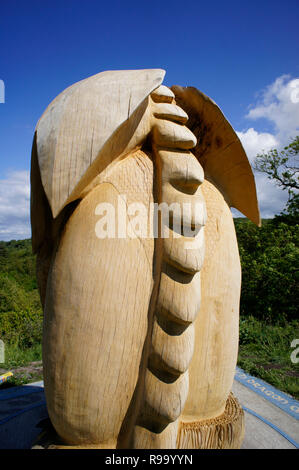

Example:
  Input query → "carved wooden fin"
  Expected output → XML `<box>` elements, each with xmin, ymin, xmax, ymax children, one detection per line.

<box><xmin>35</xmin><ymin>69</ymin><xmax>165</xmax><ymax>220</ymax></box>
<box><xmin>171</xmin><ymin>86</ymin><xmax>261</xmax><ymax>226</ymax></box>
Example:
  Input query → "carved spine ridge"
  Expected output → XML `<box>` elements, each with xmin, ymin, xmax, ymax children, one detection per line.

<box><xmin>133</xmin><ymin>85</ymin><xmax>206</xmax><ymax>448</ymax></box>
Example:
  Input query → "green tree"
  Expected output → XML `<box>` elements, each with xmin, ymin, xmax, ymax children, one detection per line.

<box><xmin>254</xmin><ymin>136</ymin><xmax>299</xmax><ymax>222</ymax></box>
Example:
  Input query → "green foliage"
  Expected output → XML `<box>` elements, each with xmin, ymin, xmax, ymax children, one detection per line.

<box><xmin>0</xmin><ymin>239</ymin><xmax>43</xmax><ymax>348</ymax></box>
<box><xmin>0</xmin><ymin>343</ymin><xmax>42</xmax><ymax>388</ymax></box>
<box><xmin>0</xmin><ymin>239</ymin><xmax>37</xmax><ymax>291</ymax></box>
<box><xmin>2</xmin><ymin>342</ymin><xmax>42</xmax><ymax>369</ymax></box>
<box><xmin>238</xmin><ymin>316</ymin><xmax>299</xmax><ymax>399</ymax></box>
<box><xmin>235</xmin><ymin>218</ymin><xmax>299</xmax><ymax>323</ymax></box>
<box><xmin>239</xmin><ymin>315</ymin><xmax>298</xmax><ymax>348</ymax></box>
<box><xmin>0</xmin><ymin>309</ymin><xmax>42</xmax><ymax>348</ymax></box>
<box><xmin>0</xmin><ymin>274</ymin><xmax>40</xmax><ymax>314</ymax></box>
<box><xmin>239</xmin><ymin>316</ymin><xmax>260</xmax><ymax>345</ymax></box>
<box><xmin>254</xmin><ymin>135</ymin><xmax>299</xmax><ymax>192</ymax></box>
<box><xmin>274</xmin><ymin>193</ymin><xmax>299</xmax><ymax>225</ymax></box>
<box><xmin>254</xmin><ymin>136</ymin><xmax>299</xmax><ymax>219</ymax></box>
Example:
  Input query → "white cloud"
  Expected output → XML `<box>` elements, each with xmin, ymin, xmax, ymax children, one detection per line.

<box><xmin>254</xmin><ymin>173</ymin><xmax>289</xmax><ymax>218</ymax></box>
<box><xmin>236</xmin><ymin>128</ymin><xmax>278</xmax><ymax>163</ymax></box>
<box><xmin>246</xmin><ymin>75</ymin><xmax>299</xmax><ymax>142</ymax></box>
<box><xmin>236</xmin><ymin>75</ymin><xmax>299</xmax><ymax>219</ymax></box>
<box><xmin>0</xmin><ymin>170</ymin><xmax>31</xmax><ymax>241</ymax></box>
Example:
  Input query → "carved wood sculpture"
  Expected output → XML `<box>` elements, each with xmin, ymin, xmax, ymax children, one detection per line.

<box><xmin>30</xmin><ymin>69</ymin><xmax>260</xmax><ymax>449</ymax></box>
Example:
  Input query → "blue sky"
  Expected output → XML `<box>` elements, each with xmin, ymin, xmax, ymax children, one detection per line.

<box><xmin>0</xmin><ymin>0</ymin><xmax>299</xmax><ymax>239</ymax></box>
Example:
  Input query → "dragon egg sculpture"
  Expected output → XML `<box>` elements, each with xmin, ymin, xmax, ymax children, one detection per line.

<box><xmin>30</xmin><ymin>69</ymin><xmax>260</xmax><ymax>449</ymax></box>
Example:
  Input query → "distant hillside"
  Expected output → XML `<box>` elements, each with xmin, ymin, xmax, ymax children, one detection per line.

<box><xmin>0</xmin><ymin>239</ymin><xmax>42</xmax><ymax>347</ymax></box>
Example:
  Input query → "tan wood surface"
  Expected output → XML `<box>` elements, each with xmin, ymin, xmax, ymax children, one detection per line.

<box><xmin>31</xmin><ymin>70</ymin><xmax>259</xmax><ymax>449</ymax></box>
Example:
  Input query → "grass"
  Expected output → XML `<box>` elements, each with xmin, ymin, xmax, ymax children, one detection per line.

<box><xmin>2</xmin><ymin>342</ymin><xmax>42</xmax><ymax>368</ymax></box>
<box><xmin>238</xmin><ymin>316</ymin><xmax>299</xmax><ymax>399</ymax></box>
<box><xmin>0</xmin><ymin>342</ymin><xmax>42</xmax><ymax>387</ymax></box>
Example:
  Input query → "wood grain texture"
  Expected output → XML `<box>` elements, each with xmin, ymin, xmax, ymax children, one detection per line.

<box><xmin>43</xmin><ymin>151</ymin><xmax>155</xmax><ymax>446</ymax></box>
<box><xmin>34</xmin><ymin>69</ymin><xmax>165</xmax><ymax>221</ymax></box>
<box><xmin>31</xmin><ymin>70</ymin><xmax>260</xmax><ymax>449</ymax></box>
<box><xmin>171</xmin><ymin>85</ymin><xmax>261</xmax><ymax>226</ymax></box>
<box><xmin>181</xmin><ymin>180</ymin><xmax>241</xmax><ymax>422</ymax></box>
<box><xmin>177</xmin><ymin>393</ymin><xmax>245</xmax><ymax>449</ymax></box>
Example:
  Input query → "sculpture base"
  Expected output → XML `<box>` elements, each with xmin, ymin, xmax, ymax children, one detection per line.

<box><xmin>33</xmin><ymin>393</ymin><xmax>244</xmax><ymax>449</ymax></box>
<box><xmin>177</xmin><ymin>393</ymin><xmax>245</xmax><ymax>449</ymax></box>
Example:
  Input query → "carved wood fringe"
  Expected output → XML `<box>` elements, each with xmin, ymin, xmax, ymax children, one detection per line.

<box><xmin>177</xmin><ymin>393</ymin><xmax>245</xmax><ymax>449</ymax></box>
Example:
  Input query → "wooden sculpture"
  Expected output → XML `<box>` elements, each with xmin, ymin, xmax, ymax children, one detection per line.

<box><xmin>30</xmin><ymin>69</ymin><xmax>260</xmax><ymax>449</ymax></box>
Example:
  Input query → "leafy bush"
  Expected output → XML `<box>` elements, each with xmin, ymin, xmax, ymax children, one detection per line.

<box><xmin>239</xmin><ymin>316</ymin><xmax>261</xmax><ymax>345</ymax></box>
<box><xmin>0</xmin><ymin>239</ymin><xmax>43</xmax><ymax>349</ymax></box>
<box><xmin>235</xmin><ymin>219</ymin><xmax>299</xmax><ymax>324</ymax></box>
<box><xmin>0</xmin><ymin>239</ymin><xmax>37</xmax><ymax>291</ymax></box>
<box><xmin>0</xmin><ymin>308</ymin><xmax>43</xmax><ymax>348</ymax></box>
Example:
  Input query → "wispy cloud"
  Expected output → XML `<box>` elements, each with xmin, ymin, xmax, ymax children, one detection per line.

<box><xmin>0</xmin><ymin>170</ymin><xmax>31</xmax><ymax>241</ymax></box>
